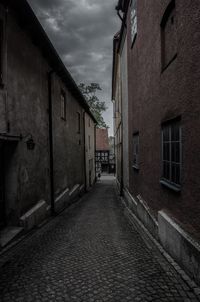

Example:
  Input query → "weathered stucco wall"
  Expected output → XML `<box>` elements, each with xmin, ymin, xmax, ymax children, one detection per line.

<box><xmin>0</xmin><ymin>4</ymin><xmax>87</xmax><ymax>227</ymax></box>
<box><xmin>52</xmin><ymin>75</ymin><xmax>85</xmax><ymax>197</ymax></box>
<box><xmin>5</xmin><ymin>8</ymin><xmax>50</xmax><ymax>223</ymax></box>
<box><xmin>120</xmin><ymin>34</ymin><xmax>129</xmax><ymax>189</ymax></box>
<box><xmin>85</xmin><ymin>113</ymin><xmax>95</xmax><ymax>189</ymax></box>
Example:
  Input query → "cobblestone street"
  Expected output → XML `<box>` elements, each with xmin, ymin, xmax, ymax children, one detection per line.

<box><xmin>0</xmin><ymin>176</ymin><xmax>199</xmax><ymax>302</ymax></box>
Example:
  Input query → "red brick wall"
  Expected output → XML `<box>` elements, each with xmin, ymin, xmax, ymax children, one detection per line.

<box><xmin>126</xmin><ymin>0</ymin><xmax>200</xmax><ymax>240</ymax></box>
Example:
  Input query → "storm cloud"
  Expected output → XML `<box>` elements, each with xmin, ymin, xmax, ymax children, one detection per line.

<box><xmin>28</xmin><ymin>0</ymin><xmax>120</xmax><ymax>134</ymax></box>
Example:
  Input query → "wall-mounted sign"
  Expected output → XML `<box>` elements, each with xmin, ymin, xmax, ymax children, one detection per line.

<box><xmin>131</xmin><ymin>0</ymin><xmax>137</xmax><ymax>44</ymax></box>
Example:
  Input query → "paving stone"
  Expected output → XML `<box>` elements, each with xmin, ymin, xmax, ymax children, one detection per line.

<box><xmin>0</xmin><ymin>176</ymin><xmax>200</xmax><ymax>301</ymax></box>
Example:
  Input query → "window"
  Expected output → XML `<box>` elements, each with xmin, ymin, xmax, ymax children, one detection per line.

<box><xmin>130</xmin><ymin>0</ymin><xmax>137</xmax><ymax>45</ymax></box>
<box><xmin>60</xmin><ymin>91</ymin><xmax>66</xmax><ymax>120</ymax></box>
<box><xmin>161</xmin><ymin>119</ymin><xmax>181</xmax><ymax>189</ymax></box>
<box><xmin>161</xmin><ymin>0</ymin><xmax>177</xmax><ymax>71</ymax></box>
<box><xmin>133</xmin><ymin>133</ymin><xmax>139</xmax><ymax>169</ymax></box>
<box><xmin>77</xmin><ymin>112</ymin><xmax>81</xmax><ymax>133</ymax></box>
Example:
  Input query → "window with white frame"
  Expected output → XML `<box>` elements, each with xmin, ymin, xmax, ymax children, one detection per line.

<box><xmin>162</xmin><ymin>120</ymin><xmax>181</xmax><ymax>187</ymax></box>
<box><xmin>130</xmin><ymin>0</ymin><xmax>137</xmax><ymax>44</ymax></box>
<box><xmin>133</xmin><ymin>133</ymin><xmax>139</xmax><ymax>169</ymax></box>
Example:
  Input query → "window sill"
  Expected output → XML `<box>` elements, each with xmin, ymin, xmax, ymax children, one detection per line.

<box><xmin>132</xmin><ymin>165</ymin><xmax>139</xmax><ymax>171</ymax></box>
<box><xmin>160</xmin><ymin>179</ymin><xmax>181</xmax><ymax>193</ymax></box>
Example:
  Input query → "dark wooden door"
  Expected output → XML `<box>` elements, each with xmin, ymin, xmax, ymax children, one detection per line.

<box><xmin>0</xmin><ymin>143</ymin><xmax>5</xmax><ymax>228</ymax></box>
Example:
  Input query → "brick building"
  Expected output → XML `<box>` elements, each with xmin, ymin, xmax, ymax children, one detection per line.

<box><xmin>113</xmin><ymin>0</ymin><xmax>200</xmax><ymax>283</ymax></box>
<box><xmin>0</xmin><ymin>0</ymin><xmax>96</xmax><ymax>245</ymax></box>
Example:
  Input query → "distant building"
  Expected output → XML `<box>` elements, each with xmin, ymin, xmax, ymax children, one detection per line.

<box><xmin>0</xmin><ymin>0</ymin><xmax>96</xmax><ymax>245</ymax></box>
<box><xmin>113</xmin><ymin>0</ymin><xmax>200</xmax><ymax>283</ymax></box>
<box><xmin>95</xmin><ymin>128</ymin><xmax>110</xmax><ymax>175</ymax></box>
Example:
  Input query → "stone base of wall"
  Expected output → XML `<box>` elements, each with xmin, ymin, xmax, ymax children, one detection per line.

<box><xmin>20</xmin><ymin>183</ymin><xmax>85</xmax><ymax>232</ymax></box>
<box><xmin>20</xmin><ymin>200</ymin><xmax>48</xmax><ymax>231</ymax></box>
<box><xmin>158</xmin><ymin>210</ymin><xmax>200</xmax><ymax>284</ymax></box>
<box><xmin>55</xmin><ymin>188</ymin><xmax>70</xmax><ymax>213</ymax></box>
<box><xmin>123</xmin><ymin>188</ymin><xmax>158</xmax><ymax>239</ymax></box>
<box><xmin>123</xmin><ymin>188</ymin><xmax>200</xmax><ymax>285</ymax></box>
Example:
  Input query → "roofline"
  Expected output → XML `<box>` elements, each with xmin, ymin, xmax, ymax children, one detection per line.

<box><xmin>2</xmin><ymin>0</ymin><xmax>97</xmax><ymax>124</ymax></box>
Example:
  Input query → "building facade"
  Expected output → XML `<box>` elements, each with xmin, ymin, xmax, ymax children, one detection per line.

<box><xmin>95</xmin><ymin>128</ymin><xmax>110</xmax><ymax>175</ymax></box>
<box><xmin>85</xmin><ymin>113</ymin><xmax>96</xmax><ymax>189</ymax></box>
<box><xmin>0</xmin><ymin>0</ymin><xmax>96</xmax><ymax>243</ymax></box>
<box><xmin>113</xmin><ymin>0</ymin><xmax>200</xmax><ymax>283</ymax></box>
<box><xmin>112</xmin><ymin>25</ymin><xmax>129</xmax><ymax>193</ymax></box>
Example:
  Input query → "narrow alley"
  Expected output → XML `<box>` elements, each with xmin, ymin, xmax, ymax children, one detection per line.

<box><xmin>0</xmin><ymin>177</ymin><xmax>199</xmax><ymax>302</ymax></box>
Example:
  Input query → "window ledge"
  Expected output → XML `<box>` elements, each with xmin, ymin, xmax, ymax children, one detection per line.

<box><xmin>132</xmin><ymin>165</ymin><xmax>139</xmax><ymax>171</ymax></box>
<box><xmin>160</xmin><ymin>179</ymin><xmax>181</xmax><ymax>192</ymax></box>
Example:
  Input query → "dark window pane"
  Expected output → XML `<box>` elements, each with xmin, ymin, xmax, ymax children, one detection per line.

<box><xmin>163</xmin><ymin>161</ymin><xmax>170</xmax><ymax>180</ymax></box>
<box><xmin>171</xmin><ymin>123</ymin><xmax>180</xmax><ymax>141</ymax></box>
<box><xmin>171</xmin><ymin>142</ymin><xmax>180</xmax><ymax>163</ymax></box>
<box><xmin>176</xmin><ymin>164</ymin><xmax>180</xmax><ymax>185</ymax></box>
<box><xmin>171</xmin><ymin>163</ymin><xmax>176</xmax><ymax>183</ymax></box>
<box><xmin>176</xmin><ymin>143</ymin><xmax>180</xmax><ymax>163</ymax></box>
<box><xmin>163</xmin><ymin>127</ymin><xmax>170</xmax><ymax>142</ymax></box>
<box><xmin>171</xmin><ymin>163</ymin><xmax>180</xmax><ymax>185</ymax></box>
<box><xmin>163</xmin><ymin>142</ymin><xmax>170</xmax><ymax>161</ymax></box>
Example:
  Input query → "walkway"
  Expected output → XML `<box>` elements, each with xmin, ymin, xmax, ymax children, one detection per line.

<box><xmin>0</xmin><ymin>176</ymin><xmax>199</xmax><ymax>301</ymax></box>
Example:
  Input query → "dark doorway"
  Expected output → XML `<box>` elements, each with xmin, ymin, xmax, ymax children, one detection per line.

<box><xmin>0</xmin><ymin>139</ymin><xmax>18</xmax><ymax>229</ymax></box>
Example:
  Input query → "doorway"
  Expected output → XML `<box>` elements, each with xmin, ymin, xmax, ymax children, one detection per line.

<box><xmin>0</xmin><ymin>139</ymin><xmax>18</xmax><ymax>229</ymax></box>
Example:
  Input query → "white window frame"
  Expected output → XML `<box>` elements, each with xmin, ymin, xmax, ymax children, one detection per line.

<box><xmin>161</xmin><ymin>120</ymin><xmax>182</xmax><ymax>191</ymax></box>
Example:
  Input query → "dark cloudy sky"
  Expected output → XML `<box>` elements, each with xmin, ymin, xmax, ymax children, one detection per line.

<box><xmin>28</xmin><ymin>0</ymin><xmax>120</xmax><ymax>135</ymax></box>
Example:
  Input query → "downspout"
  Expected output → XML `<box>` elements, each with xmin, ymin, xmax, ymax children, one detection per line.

<box><xmin>120</xmin><ymin>83</ymin><xmax>124</xmax><ymax>196</ymax></box>
<box><xmin>94</xmin><ymin>123</ymin><xmax>97</xmax><ymax>182</ymax></box>
<box><xmin>47</xmin><ymin>70</ymin><xmax>55</xmax><ymax>215</ymax></box>
<box><xmin>83</xmin><ymin>111</ymin><xmax>87</xmax><ymax>191</ymax></box>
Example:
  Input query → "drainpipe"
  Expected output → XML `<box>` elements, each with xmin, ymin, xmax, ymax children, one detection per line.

<box><xmin>94</xmin><ymin>123</ymin><xmax>97</xmax><ymax>182</ymax></box>
<box><xmin>120</xmin><ymin>83</ymin><xmax>124</xmax><ymax>196</ymax></box>
<box><xmin>47</xmin><ymin>70</ymin><xmax>55</xmax><ymax>215</ymax></box>
<box><xmin>83</xmin><ymin>111</ymin><xmax>87</xmax><ymax>191</ymax></box>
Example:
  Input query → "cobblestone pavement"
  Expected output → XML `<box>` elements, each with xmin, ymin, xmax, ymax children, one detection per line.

<box><xmin>0</xmin><ymin>176</ymin><xmax>199</xmax><ymax>301</ymax></box>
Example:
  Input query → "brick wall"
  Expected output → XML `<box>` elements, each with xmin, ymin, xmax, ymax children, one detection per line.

<box><xmin>126</xmin><ymin>0</ymin><xmax>200</xmax><ymax>240</ymax></box>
